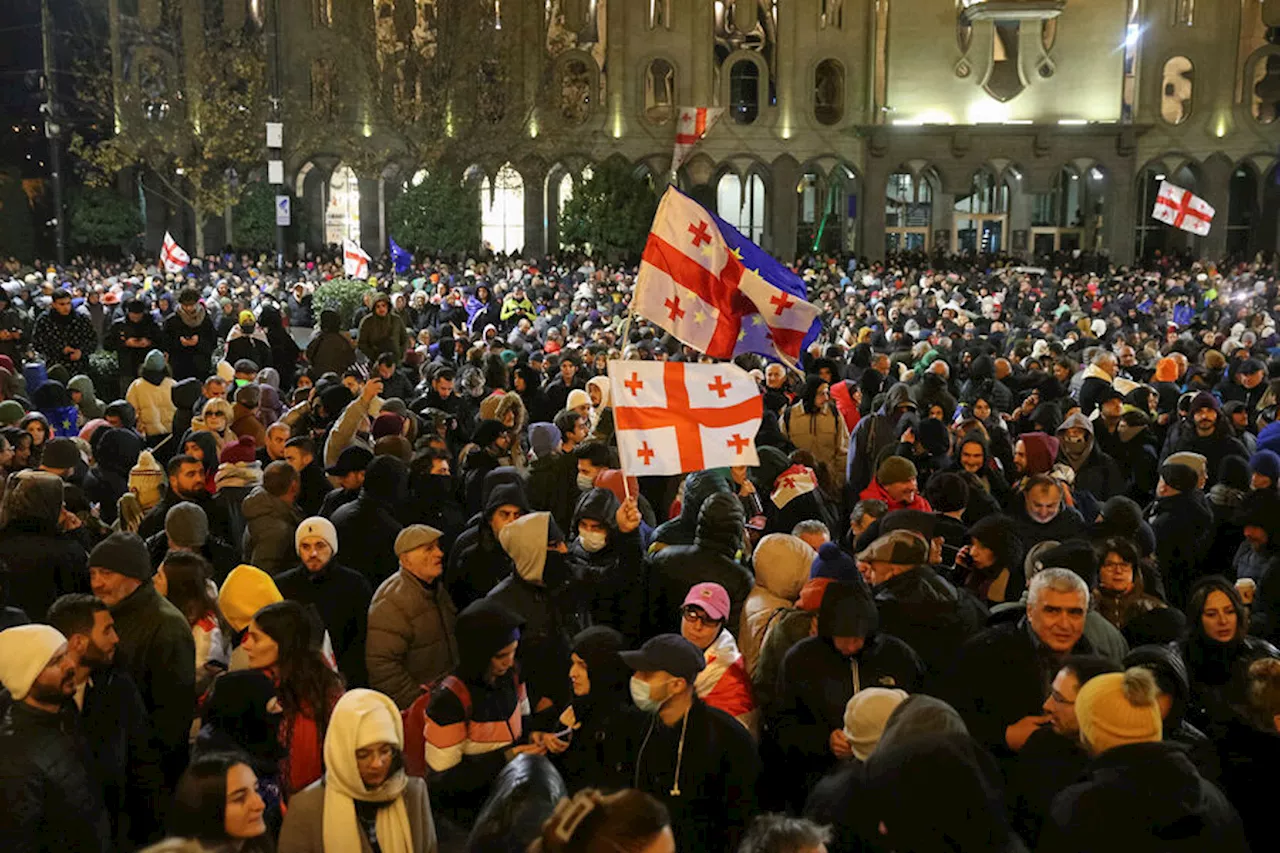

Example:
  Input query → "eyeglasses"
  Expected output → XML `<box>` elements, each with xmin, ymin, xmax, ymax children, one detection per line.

<box><xmin>1049</xmin><ymin>690</ymin><xmax>1075</xmax><ymax>705</ymax></box>
<box><xmin>681</xmin><ymin>606</ymin><xmax>721</xmax><ymax>628</ymax></box>
<box><xmin>1101</xmin><ymin>560</ymin><xmax>1132</xmax><ymax>570</ymax></box>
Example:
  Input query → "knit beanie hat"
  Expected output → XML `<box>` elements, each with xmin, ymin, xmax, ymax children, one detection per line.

<box><xmin>472</xmin><ymin>418</ymin><xmax>507</xmax><ymax>448</ymax></box>
<box><xmin>876</xmin><ymin>455</ymin><xmax>917</xmax><ymax>487</ymax></box>
<box><xmin>1076</xmin><ymin>667</ymin><xmax>1163</xmax><ymax>753</ymax></box>
<box><xmin>219</xmin><ymin>434</ymin><xmax>258</xmax><ymax>465</ymax></box>
<box><xmin>810</xmin><ymin>541</ymin><xmax>860</xmax><ymax>581</ymax></box>
<box><xmin>41</xmin><ymin>437</ymin><xmax>80</xmax><ymax>470</ymax></box>
<box><xmin>295</xmin><ymin>516</ymin><xmax>338</xmax><ymax>556</ymax></box>
<box><xmin>566</xmin><ymin>388</ymin><xmax>591</xmax><ymax>411</ymax></box>
<box><xmin>165</xmin><ymin>501</ymin><xmax>209</xmax><ymax>550</ymax></box>
<box><xmin>142</xmin><ymin>349</ymin><xmax>166</xmax><ymax>373</ymax></box>
<box><xmin>89</xmin><ymin>531</ymin><xmax>153</xmax><ymax>581</ymax></box>
<box><xmin>371</xmin><ymin>411</ymin><xmax>406</xmax><ymax>440</ymax></box>
<box><xmin>128</xmin><ymin>449</ymin><xmax>164</xmax><ymax>510</ymax></box>
<box><xmin>0</xmin><ymin>624</ymin><xmax>66</xmax><ymax>700</ymax></box>
<box><xmin>218</xmin><ymin>564</ymin><xmax>283</xmax><ymax>632</ymax></box>
<box><xmin>1187</xmin><ymin>391</ymin><xmax>1221</xmax><ymax>414</ymax></box>
<box><xmin>843</xmin><ymin>687</ymin><xmax>910</xmax><ymax>761</ymax></box>
<box><xmin>1153</xmin><ymin>357</ymin><xmax>1179</xmax><ymax>383</ymax></box>
<box><xmin>917</xmin><ymin>418</ymin><xmax>950</xmax><ymax>456</ymax></box>
<box><xmin>1250</xmin><ymin>449</ymin><xmax>1280</xmax><ymax>482</ymax></box>
<box><xmin>1160</xmin><ymin>463</ymin><xmax>1199</xmax><ymax>494</ymax></box>
<box><xmin>0</xmin><ymin>399</ymin><xmax>24</xmax><ymax>426</ymax></box>
<box><xmin>216</xmin><ymin>360</ymin><xmax>235</xmax><ymax>383</ymax></box>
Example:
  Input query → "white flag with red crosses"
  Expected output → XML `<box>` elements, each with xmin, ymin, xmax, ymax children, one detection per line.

<box><xmin>608</xmin><ymin>359</ymin><xmax>762</xmax><ymax>477</ymax></box>
<box><xmin>160</xmin><ymin>231</ymin><xmax>189</xmax><ymax>273</ymax></box>
<box><xmin>770</xmin><ymin>464</ymin><xmax>818</xmax><ymax>509</ymax></box>
<box><xmin>1152</xmin><ymin>180</ymin><xmax>1214</xmax><ymax>236</ymax></box>
<box><xmin>343</xmin><ymin>238</ymin><xmax>371</xmax><ymax>279</ymax></box>
<box><xmin>671</xmin><ymin>106</ymin><xmax>724</xmax><ymax>174</ymax></box>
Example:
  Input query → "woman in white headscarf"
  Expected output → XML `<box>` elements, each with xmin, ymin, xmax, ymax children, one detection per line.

<box><xmin>586</xmin><ymin>375</ymin><xmax>613</xmax><ymax>442</ymax></box>
<box><xmin>277</xmin><ymin>688</ymin><xmax>437</xmax><ymax>853</ymax></box>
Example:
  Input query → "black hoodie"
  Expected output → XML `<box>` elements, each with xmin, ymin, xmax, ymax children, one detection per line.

<box><xmin>331</xmin><ymin>455</ymin><xmax>409</xmax><ymax>587</ymax></box>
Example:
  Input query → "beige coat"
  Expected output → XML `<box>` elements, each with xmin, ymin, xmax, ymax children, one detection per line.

<box><xmin>739</xmin><ymin>534</ymin><xmax>817</xmax><ymax>677</ymax></box>
<box><xmin>277</xmin><ymin>775</ymin><xmax>437</xmax><ymax>853</ymax></box>
<box><xmin>782</xmin><ymin>402</ymin><xmax>849</xmax><ymax>488</ymax></box>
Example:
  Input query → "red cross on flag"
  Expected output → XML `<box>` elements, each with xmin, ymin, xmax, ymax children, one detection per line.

<box><xmin>770</xmin><ymin>464</ymin><xmax>818</xmax><ymax>510</ymax></box>
<box><xmin>343</xmin><ymin>238</ymin><xmax>371</xmax><ymax>279</ymax></box>
<box><xmin>1152</xmin><ymin>180</ymin><xmax>1214</xmax><ymax>236</ymax></box>
<box><xmin>160</xmin><ymin>231</ymin><xmax>189</xmax><ymax>274</ymax></box>
<box><xmin>671</xmin><ymin>107</ymin><xmax>725</xmax><ymax>174</ymax></box>
<box><xmin>608</xmin><ymin>359</ymin><xmax>762</xmax><ymax>476</ymax></box>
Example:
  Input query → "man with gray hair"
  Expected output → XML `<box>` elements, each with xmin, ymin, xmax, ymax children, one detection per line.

<box><xmin>791</xmin><ymin>519</ymin><xmax>830</xmax><ymax>552</ymax></box>
<box><xmin>1078</xmin><ymin>351</ymin><xmax>1118</xmax><ymax>416</ymax></box>
<box><xmin>943</xmin><ymin>564</ymin><xmax>1095</xmax><ymax>759</ymax></box>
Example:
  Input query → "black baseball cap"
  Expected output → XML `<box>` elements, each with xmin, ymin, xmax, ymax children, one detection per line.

<box><xmin>619</xmin><ymin>634</ymin><xmax>706</xmax><ymax>682</ymax></box>
<box><xmin>325</xmin><ymin>445</ymin><xmax>374</xmax><ymax>477</ymax></box>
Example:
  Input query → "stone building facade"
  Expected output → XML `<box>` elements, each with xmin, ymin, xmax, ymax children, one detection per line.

<box><xmin>114</xmin><ymin>0</ymin><xmax>1280</xmax><ymax>263</ymax></box>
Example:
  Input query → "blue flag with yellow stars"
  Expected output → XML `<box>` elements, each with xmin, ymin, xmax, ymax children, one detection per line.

<box><xmin>389</xmin><ymin>237</ymin><xmax>412</xmax><ymax>275</ymax></box>
<box><xmin>42</xmin><ymin>404</ymin><xmax>79</xmax><ymax>439</ymax></box>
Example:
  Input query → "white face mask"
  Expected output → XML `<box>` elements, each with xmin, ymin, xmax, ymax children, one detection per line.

<box><xmin>578</xmin><ymin>529</ymin><xmax>607</xmax><ymax>553</ymax></box>
<box><xmin>630</xmin><ymin>676</ymin><xmax>670</xmax><ymax>713</ymax></box>
<box><xmin>576</xmin><ymin>473</ymin><xmax>596</xmax><ymax>492</ymax></box>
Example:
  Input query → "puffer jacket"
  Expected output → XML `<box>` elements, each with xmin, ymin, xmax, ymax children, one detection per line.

<box><xmin>646</xmin><ymin>492</ymin><xmax>753</xmax><ymax>636</ymax></box>
<box><xmin>740</xmin><ymin>533</ymin><xmax>816</xmax><ymax>677</ymax></box>
<box><xmin>0</xmin><ymin>703</ymin><xmax>111</xmax><ymax>853</ymax></box>
<box><xmin>783</xmin><ymin>399</ymin><xmax>850</xmax><ymax>488</ymax></box>
<box><xmin>125</xmin><ymin>373</ymin><xmax>177</xmax><ymax>436</ymax></box>
<box><xmin>650</xmin><ymin>469</ymin><xmax>732</xmax><ymax>552</ymax></box>
<box><xmin>366</xmin><ymin>567</ymin><xmax>460</xmax><ymax>709</ymax></box>
<box><xmin>240</xmin><ymin>486</ymin><xmax>301</xmax><ymax>575</ymax></box>
<box><xmin>356</xmin><ymin>297</ymin><xmax>411</xmax><ymax>364</ymax></box>
<box><xmin>566</xmin><ymin>487</ymin><xmax>647</xmax><ymax>639</ymax></box>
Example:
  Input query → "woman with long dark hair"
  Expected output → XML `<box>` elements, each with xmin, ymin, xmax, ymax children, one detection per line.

<box><xmin>241</xmin><ymin>600</ymin><xmax>346</xmax><ymax>795</ymax></box>
<box><xmin>168</xmin><ymin>751</ymin><xmax>273</xmax><ymax>853</ymax></box>
<box><xmin>1177</xmin><ymin>575</ymin><xmax>1279</xmax><ymax>729</ymax></box>
<box><xmin>156</xmin><ymin>551</ymin><xmax>231</xmax><ymax>693</ymax></box>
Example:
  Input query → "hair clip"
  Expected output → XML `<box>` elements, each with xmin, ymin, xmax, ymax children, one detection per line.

<box><xmin>551</xmin><ymin>791</ymin><xmax>600</xmax><ymax>843</ymax></box>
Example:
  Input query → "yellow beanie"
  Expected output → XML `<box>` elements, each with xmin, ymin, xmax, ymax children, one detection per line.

<box><xmin>218</xmin><ymin>564</ymin><xmax>282</xmax><ymax>632</ymax></box>
<box><xmin>238</xmin><ymin>310</ymin><xmax>256</xmax><ymax>325</ymax></box>
<box><xmin>1076</xmin><ymin>667</ymin><xmax>1163</xmax><ymax>754</ymax></box>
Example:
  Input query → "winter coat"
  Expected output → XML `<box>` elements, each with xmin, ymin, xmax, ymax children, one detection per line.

<box><xmin>1178</xmin><ymin>633</ymin><xmax>1280</xmax><ymax>729</ymax></box>
<box><xmin>366</xmin><ymin>568</ymin><xmax>460</xmax><ymax>709</ymax></box>
<box><xmin>0</xmin><ymin>702</ymin><xmax>111</xmax><ymax>853</ymax></box>
<box><xmin>331</xmin><ymin>457</ymin><xmax>408</xmax><ymax>588</ymax></box>
<box><xmin>943</xmin><ymin>619</ymin><xmax>1094</xmax><ymax>758</ymax></box>
<box><xmin>1093</xmin><ymin>580</ymin><xmax>1166</xmax><ymax>632</ymax></box>
<box><xmin>1212</xmin><ymin>714</ymin><xmax>1280</xmax><ymax>853</ymax></box>
<box><xmin>230</xmin><ymin>403</ymin><xmax>267</xmax><ymax>448</ymax></box>
<box><xmin>846</xmin><ymin>383</ymin><xmax>916</xmax><ymax>498</ymax></box>
<box><xmin>740</xmin><ymin>534</ymin><xmax>816</xmax><ymax>676</ymax></box>
<box><xmin>275</xmin><ymin>561</ymin><xmax>374</xmax><ymax>687</ymax></box>
<box><xmin>276</xmin><ymin>775</ymin><xmax>436</xmax><ymax>853</ymax></box>
<box><xmin>357</xmin><ymin>306</ymin><xmax>411</xmax><ymax>364</ymax></box>
<box><xmin>225</xmin><ymin>326</ymin><xmax>273</xmax><ymax>370</ymax></box>
<box><xmin>1147</xmin><ymin>490</ymin><xmax>1215</xmax><ymax>608</ymax></box>
<box><xmin>646</xmin><ymin>493</ymin><xmax>752</xmax><ymax>637</ymax></box>
<box><xmin>110</xmin><ymin>582</ymin><xmax>196</xmax><ymax>785</ymax></box>
<box><xmin>1009</xmin><ymin>501</ymin><xmax>1088</xmax><ymax>552</ymax></box>
<box><xmin>163</xmin><ymin>308</ymin><xmax>217</xmax><ymax>381</ymax></box>
<box><xmin>630</xmin><ymin>698</ymin><xmax>762</xmax><ymax>853</ymax></box>
<box><xmin>1076</xmin><ymin>363</ymin><xmax>1115</xmax><ymax>416</ymax></box>
<box><xmin>68</xmin><ymin>374</ymin><xmax>105</xmax><ymax>421</ymax></box>
<box><xmin>125</xmin><ymin>374</ymin><xmax>177</xmax><ymax>437</ymax></box>
<box><xmin>527</xmin><ymin>451</ymin><xmax>580</xmax><ymax>536</ymax></box>
<box><xmin>31</xmin><ymin>307</ymin><xmax>98</xmax><ymax>370</ymax></box>
<box><xmin>871</xmin><ymin>564</ymin><xmax>987</xmax><ymax>679</ymax></box>
<box><xmin>1040</xmin><ymin>742</ymin><xmax>1248</xmax><ymax>853</ymax></box>
<box><xmin>783</xmin><ymin>401</ymin><xmax>850</xmax><ymax>488</ymax></box>
<box><xmin>649</xmin><ymin>469</ymin><xmax>732</xmax><ymax>552</ymax></box>
<box><xmin>0</xmin><ymin>513</ymin><xmax>90</xmax><ymax>621</ymax></box>
<box><xmin>240</xmin><ymin>487</ymin><xmax>299</xmax><ymax>575</ymax></box>
<box><xmin>565</xmin><ymin>490</ymin><xmax>648</xmax><ymax>641</ymax></box>
<box><xmin>305</xmin><ymin>329</ymin><xmax>356</xmax><ymax>377</ymax></box>
<box><xmin>1160</xmin><ymin>423</ymin><xmax>1249</xmax><ymax>488</ymax></box>
<box><xmin>105</xmin><ymin>314</ymin><xmax>166</xmax><ymax>382</ymax></box>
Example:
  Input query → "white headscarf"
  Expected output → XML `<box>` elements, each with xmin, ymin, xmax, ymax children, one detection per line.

<box><xmin>322</xmin><ymin>689</ymin><xmax>413</xmax><ymax>853</ymax></box>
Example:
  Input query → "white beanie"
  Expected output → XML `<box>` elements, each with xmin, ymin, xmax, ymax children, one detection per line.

<box><xmin>843</xmin><ymin>687</ymin><xmax>909</xmax><ymax>761</ymax></box>
<box><xmin>296</xmin><ymin>516</ymin><xmax>338</xmax><ymax>555</ymax></box>
<box><xmin>0</xmin><ymin>624</ymin><xmax>67</xmax><ymax>700</ymax></box>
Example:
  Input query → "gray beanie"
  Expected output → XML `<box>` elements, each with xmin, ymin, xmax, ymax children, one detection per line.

<box><xmin>89</xmin><ymin>531</ymin><xmax>153</xmax><ymax>581</ymax></box>
<box><xmin>165</xmin><ymin>501</ymin><xmax>209</xmax><ymax>549</ymax></box>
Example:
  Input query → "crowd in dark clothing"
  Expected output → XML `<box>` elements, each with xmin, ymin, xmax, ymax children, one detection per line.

<box><xmin>1</xmin><ymin>247</ymin><xmax>1280</xmax><ymax>853</ymax></box>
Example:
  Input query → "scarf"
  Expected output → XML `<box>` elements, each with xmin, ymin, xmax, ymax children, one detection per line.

<box><xmin>322</xmin><ymin>689</ymin><xmax>413</xmax><ymax>853</ymax></box>
<box><xmin>176</xmin><ymin>302</ymin><xmax>207</xmax><ymax>329</ymax></box>
<box><xmin>1058</xmin><ymin>434</ymin><xmax>1092</xmax><ymax>471</ymax></box>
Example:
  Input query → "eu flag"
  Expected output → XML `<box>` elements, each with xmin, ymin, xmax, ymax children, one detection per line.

<box><xmin>389</xmin><ymin>237</ymin><xmax>412</xmax><ymax>275</ymax></box>
<box><xmin>704</xmin><ymin>208</ymin><xmax>822</xmax><ymax>358</ymax></box>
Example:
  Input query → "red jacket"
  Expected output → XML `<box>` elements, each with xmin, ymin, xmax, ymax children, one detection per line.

<box><xmin>859</xmin><ymin>477</ymin><xmax>934</xmax><ymax>513</ymax></box>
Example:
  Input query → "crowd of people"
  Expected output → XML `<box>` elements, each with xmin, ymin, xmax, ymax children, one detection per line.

<box><xmin>0</xmin><ymin>245</ymin><xmax>1279</xmax><ymax>853</ymax></box>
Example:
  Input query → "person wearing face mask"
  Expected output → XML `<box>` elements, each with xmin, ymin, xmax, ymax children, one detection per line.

<box><xmin>277</xmin><ymin>688</ymin><xmax>437</xmax><ymax>853</ymax></box>
<box><xmin>621</xmin><ymin>633</ymin><xmax>762</xmax><ymax>853</ymax></box>
<box><xmin>565</xmin><ymin>487</ymin><xmax>647</xmax><ymax>639</ymax></box>
<box><xmin>493</xmin><ymin>511</ymin><xmax>591</xmax><ymax>716</ymax></box>
<box><xmin>1054</xmin><ymin>412</ymin><xmax>1125</xmax><ymax>502</ymax></box>
<box><xmin>462</xmin><ymin>418</ymin><xmax>513</xmax><ymax>516</ymax></box>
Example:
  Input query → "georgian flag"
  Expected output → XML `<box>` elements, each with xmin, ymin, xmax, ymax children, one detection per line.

<box><xmin>671</xmin><ymin>106</ymin><xmax>724</xmax><ymax>174</ymax></box>
<box><xmin>1152</xmin><ymin>180</ymin><xmax>1214</xmax><ymax>236</ymax></box>
<box><xmin>343</xmin><ymin>238</ymin><xmax>371</xmax><ymax>279</ymax></box>
<box><xmin>608</xmin><ymin>360</ymin><xmax>762</xmax><ymax>477</ymax></box>
<box><xmin>160</xmin><ymin>231</ymin><xmax>189</xmax><ymax>273</ymax></box>
<box><xmin>769</xmin><ymin>464</ymin><xmax>819</xmax><ymax>509</ymax></box>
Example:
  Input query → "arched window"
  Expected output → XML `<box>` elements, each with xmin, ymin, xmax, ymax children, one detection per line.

<box><xmin>649</xmin><ymin>0</ymin><xmax>671</xmax><ymax>28</ymax></box>
<box><xmin>481</xmin><ymin>164</ymin><xmax>525</xmax><ymax>255</ymax></box>
<box><xmin>559</xmin><ymin>58</ymin><xmax>593</xmax><ymax>124</ymax></box>
<box><xmin>956</xmin><ymin>170</ymin><xmax>1009</xmax><ymax>215</ymax></box>
<box><xmin>814</xmin><ymin>60</ymin><xmax>843</xmax><ymax>125</ymax></box>
<box><xmin>313</xmin><ymin>0</ymin><xmax>332</xmax><ymax>27</ymax></box>
<box><xmin>729</xmin><ymin>61</ymin><xmax>760</xmax><ymax>124</ymax></box>
<box><xmin>644</xmin><ymin>59</ymin><xmax>676</xmax><ymax>124</ymax></box>
<box><xmin>820</xmin><ymin>0</ymin><xmax>844</xmax><ymax>29</ymax></box>
<box><xmin>1227</xmin><ymin>167</ymin><xmax>1258</xmax><ymax>256</ymax></box>
<box><xmin>1161</xmin><ymin>57</ymin><xmax>1193</xmax><ymax>124</ymax></box>
<box><xmin>717</xmin><ymin>172</ymin><xmax>766</xmax><ymax>244</ymax></box>
<box><xmin>326</xmin><ymin>165</ymin><xmax>361</xmax><ymax>246</ymax></box>
<box><xmin>885</xmin><ymin>170</ymin><xmax>932</xmax><ymax>252</ymax></box>
<box><xmin>557</xmin><ymin>172</ymin><xmax>574</xmax><ymax>217</ymax></box>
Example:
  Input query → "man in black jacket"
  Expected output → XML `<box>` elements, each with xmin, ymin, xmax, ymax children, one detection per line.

<box><xmin>0</xmin><ymin>623</ymin><xmax>111</xmax><ymax>853</ymax></box>
<box><xmin>1159</xmin><ymin>391</ymin><xmax>1248</xmax><ymax>487</ymax></box>
<box><xmin>163</xmin><ymin>287</ymin><xmax>217</xmax><ymax>382</ymax></box>
<box><xmin>773</xmin><ymin>581</ymin><xmax>925</xmax><ymax>807</ymax></box>
<box><xmin>1147</xmin><ymin>463</ymin><xmax>1215</xmax><ymax>609</ymax></box>
<box><xmin>622</xmin><ymin>634</ymin><xmax>762</xmax><ymax>853</ymax></box>
<box><xmin>106</xmin><ymin>299</ymin><xmax>165</xmax><ymax>395</ymax></box>
<box><xmin>48</xmin><ymin>594</ymin><xmax>163</xmax><ymax>849</ymax></box>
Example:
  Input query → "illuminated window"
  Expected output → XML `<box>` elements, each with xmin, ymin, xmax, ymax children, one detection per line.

<box><xmin>1174</xmin><ymin>0</ymin><xmax>1193</xmax><ymax>26</ymax></box>
<box><xmin>729</xmin><ymin>61</ymin><xmax>760</xmax><ymax>124</ymax></box>
<box><xmin>557</xmin><ymin>172</ymin><xmax>574</xmax><ymax>217</ymax></box>
<box><xmin>313</xmin><ymin>0</ymin><xmax>332</xmax><ymax>27</ymax></box>
<box><xmin>649</xmin><ymin>0</ymin><xmax>671</xmax><ymax>28</ymax></box>
<box><xmin>326</xmin><ymin>165</ymin><xmax>361</xmax><ymax>246</ymax></box>
<box><xmin>717</xmin><ymin>172</ymin><xmax>766</xmax><ymax>244</ymax></box>
<box><xmin>1161</xmin><ymin>56</ymin><xmax>1193</xmax><ymax>124</ymax></box>
<box><xmin>481</xmin><ymin>164</ymin><xmax>525</xmax><ymax>255</ymax></box>
<box><xmin>644</xmin><ymin>59</ymin><xmax>676</xmax><ymax>124</ymax></box>
<box><xmin>820</xmin><ymin>0</ymin><xmax>844</xmax><ymax>29</ymax></box>
<box><xmin>814</xmin><ymin>60</ymin><xmax>844</xmax><ymax>125</ymax></box>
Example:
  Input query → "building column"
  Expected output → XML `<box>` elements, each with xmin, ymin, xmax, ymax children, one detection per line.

<box><xmin>861</xmin><ymin>154</ymin><xmax>889</xmax><ymax>262</ymax></box>
<box><xmin>523</xmin><ymin>165</ymin><xmax>547</xmax><ymax>259</ymax></box>
<box><xmin>1198</xmin><ymin>158</ymin><xmax>1232</xmax><ymax>261</ymax></box>
<box><xmin>771</xmin><ymin>159</ymin><xmax>799</xmax><ymax>260</ymax></box>
<box><xmin>1105</xmin><ymin>164</ymin><xmax>1136</xmax><ymax>266</ymax></box>
<box><xmin>358</xmin><ymin>173</ymin><xmax>381</xmax><ymax>257</ymax></box>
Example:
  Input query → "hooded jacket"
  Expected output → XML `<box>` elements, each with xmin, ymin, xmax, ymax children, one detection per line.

<box><xmin>163</xmin><ymin>302</ymin><xmax>217</xmax><ymax>381</ymax></box>
<box><xmin>331</xmin><ymin>456</ymin><xmax>409</xmax><ymax>587</ymax></box>
<box><xmin>1147</xmin><ymin>489</ymin><xmax>1214</xmax><ymax>609</ymax></box>
<box><xmin>444</xmin><ymin>475</ymin><xmax>526</xmax><ymax>608</ymax></box>
<box><xmin>1018</xmin><ymin>431</ymin><xmax>1061</xmax><ymax>476</ymax></box>
<box><xmin>241</xmin><ymin>486</ymin><xmax>301</xmax><ymax>575</ymax></box>
<box><xmin>357</xmin><ymin>296</ymin><xmax>411</xmax><ymax>364</ymax></box>
<box><xmin>565</xmin><ymin>487</ymin><xmax>647</xmax><ymax>639</ymax></box>
<box><xmin>783</xmin><ymin>384</ymin><xmax>849</xmax><ymax>488</ymax></box>
<box><xmin>740</xmin><ymin>533</ymin><xmax>816</xmax><ymax>676</ymax></box>
<box><xmin>1056</xmin><ymin>412</ymin><xmax>1125</xmax><ymax>500</ymax></box>
<box><xmin>872</xmin><ymin>563</ymin><xmax>988</xmax><ymax>680</ymax></box>
<box><xmin>646</xmin><ymin>492</ymin><xmax>753</xmax><ymax>636</ymax></box>
<box><xmin>168</xmin><ymin>377</ymin><xmax>203</xmax><ymax>441</ymax></box>
<box><xmin>306</xmin><ymin>310</ymin><xmax>357</xmax><ymax>376</ymax></box>
<box><xmin>83</xmin><ymin>427</ymin><xmax>144</xmax><ymax>525</ymax></box>
<box><xmin>650</xmin><ymin>470</ymin><xmax>732</xmax><ymax>552</ymax></box>
<box><xmin>0</xmin><ymin>471</ymin><xmax>90</xmax><ymax>619</ymax></box>
<box><xmin>68</xmin><ymin>374</ymin><xmax>105</xmax><ymax>420</ymax></box>
<box><xmin>846</xmin><ymin>382</ymin><xmax>917</xmax><ymax>497</ymax></box>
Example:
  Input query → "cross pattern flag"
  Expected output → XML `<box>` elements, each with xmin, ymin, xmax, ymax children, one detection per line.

<box><xmin>608</xmin><ymin>359</ymin><xmax>762</xmax><ymax>477</ymax></box>
<box><xmin>671</xmin><ymin>107</ymin><xmax>724</xmax><ymax>174</ymax></box>
<box><xmin>634</xmin><ymin>186</ymin><xmax>821</xmax><ymax>366</ymax></box>
<box><xmin>1152</xmin><ymin>180</ymin><xmax>1215</xmax><ymax>237</ymax></box>
<box><xmin>160</xmin><ymin>231</ymin><xmax>189</xmax><ymax>274</ymax></box>
<box><xmin>343</xmin><ymin>238</ymin><xmax>371</xmax><ymax>279</ymax></box>
<box><xmin>770</xmin><ymin>464</ymin><xmax>818</xmax><ymax>510</ymax></box>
